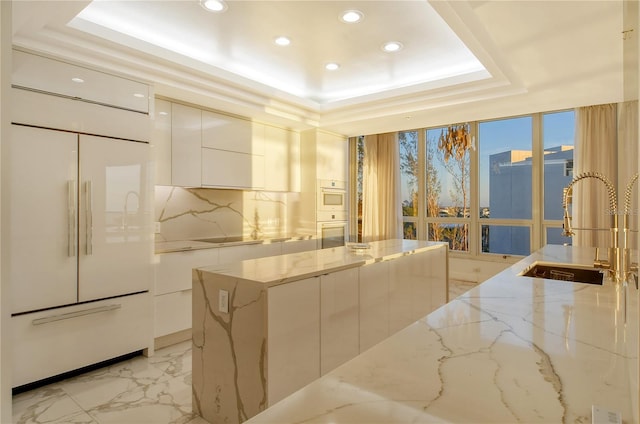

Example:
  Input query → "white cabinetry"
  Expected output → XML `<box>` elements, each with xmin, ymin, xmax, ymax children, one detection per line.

<box><xmin>12</xmin><ymin>49</ymin><xmax>149</xmax><ymax>114</ymax></box>
<box><xmin>359</xmin><ymin>261</ymin><xmax>390</xmax><ymax>352</ymax></box>
<box><xmin>320</xmin><ymin>268</ymin><xmax>359</xmax><ymax>375</ymax></box>
<box><xmin>152</xmin><ymin>99</ymin><xmax>271</xmax><ymax>189</ymax></box>
<box><xmin>267</xmin><ymin>277</ymin><xmax>320</xmax><ymax>405</ymax></box>
<box><xmin>12</xmin><ymin>293</ymin><xmax>151</xmax><ymax>388</ymax></box>
<box><xmin>263</xmin><ymin>124</ymin><xmax>301</xmax><ymax>192</ymax></box>
<box><xmin>154</xmin><ymin>248</ymin><xmax>220</xmax><ymax>339</ymax></box>
<box><xmin>153</xmin><ymin>99</ymin><xmax>172</xmax><ymax>185</ymax></box>
<box><xmin>171</xmin><ymin>103</ymin><xmax>202</xmax><ymax>187</ymax></box>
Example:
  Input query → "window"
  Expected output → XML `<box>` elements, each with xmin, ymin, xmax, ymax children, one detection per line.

<box><xmin>478</xmin><ymin>116</ymin><xmax>533</xmax><ymax>255</ymax></box>
<box><xmin>543</xmin><ymin>110</ymin><xmax>575</xmax><ymax>245</ymax></box>
<box><xmin>424</xmin><ymin>126</ymin><xmax>471</xmax><ymax>251</ymax></box>
<box><xmin>399</xmin><ymin>131</ymin><xmax>419</xmax><ymax>239</ymax></box>
<box><xmin>351</xmin><ymin>109</ymin><xmax>575</xmax><ymax>257</ymax></box>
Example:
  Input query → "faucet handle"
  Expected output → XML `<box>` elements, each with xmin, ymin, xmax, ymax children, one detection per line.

<box><xmin>593</xmin><ymin>247</ymin><xmax>610</xmax><ymax>270</ymax></box>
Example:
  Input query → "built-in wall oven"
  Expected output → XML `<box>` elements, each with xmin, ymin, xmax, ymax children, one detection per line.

<box><xmin>317</xmin><ymin>179</ymin><xmax>348</xmax><ymax>249</ymax></box>
<box><xmin>317</xmin><ymin>218</ymin><xmax>348</xmax><ymax>249</ymax></box>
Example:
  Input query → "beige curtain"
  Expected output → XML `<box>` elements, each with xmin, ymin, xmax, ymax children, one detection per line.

<box><xmin>618</xmin><ymin>101</ymin><xmax>639</xmax><ymax>248</ymax></box>
<box><xmin>573</xmin><ymin>103</ymin><xmax>617</xmax><ymax>248</ymax></box>
<box><xmin>362</xmin><ymin>132</ymin><xmax>402</xmax><ymax>242</ymax></box>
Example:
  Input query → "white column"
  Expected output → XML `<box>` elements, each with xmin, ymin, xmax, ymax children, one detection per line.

<box><xmin>0</xmin><ymin>1</ymin><xmax>13</xmax><ymax>422</ymax></box>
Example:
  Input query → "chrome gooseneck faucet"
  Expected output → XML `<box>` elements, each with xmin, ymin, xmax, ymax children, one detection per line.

<box><xmin>562</xmin><ymin>171</ymin><xmax>619</xmax><ymax>282</ymax></box>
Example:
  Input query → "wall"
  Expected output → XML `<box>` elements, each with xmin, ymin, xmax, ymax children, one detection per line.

<box><xmin>154</xmin><ymin>186</ymin><xmax>301</xmax><ymax>242</ymax></box>
<box><xmin>0</xmin><ymin>2</ymin><xmax>10</xmax><ymax>421</ymax></box>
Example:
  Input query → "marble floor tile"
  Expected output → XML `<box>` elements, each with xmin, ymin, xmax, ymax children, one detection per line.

<box><xmin>449</xmin><ymin>279</ymin><xmax>477</xmax><ymax>300</ymax></box>
<box><xmin>13</xmin><ymin>285</ymin><xmax>470</xmax><ymax>424</ymax></box>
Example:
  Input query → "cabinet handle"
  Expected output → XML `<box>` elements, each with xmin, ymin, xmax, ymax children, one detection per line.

<box><xmin>68</xmin><ymin>180</ymin><xmax>77</xmax><ymax>257</ymax></box>
<box><xmin>85</xmin><ymin>181</ymin><xmax>93</xmax><ymax>255</ymax></box>
<box><xmin>32</xmin><ymin>304</ymin><xmax>121</xmax><ymax>325</ymax></box>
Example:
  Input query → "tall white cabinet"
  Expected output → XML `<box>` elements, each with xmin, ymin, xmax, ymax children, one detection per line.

<box><xmin>9</xmin><ymin>50</ymin><xmax>154</xmax><ymax>389</ymax></box>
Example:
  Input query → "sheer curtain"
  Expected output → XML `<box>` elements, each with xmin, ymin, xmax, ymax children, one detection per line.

<box><xmin>618</xmin><ymin>101</ymin><xmax>639</xmax><ymax>248</ymax></box>
<box><xmin>573</xmin><ymin>103</ymin><xmax>617</xmax><ymax>248</ymax></box>
<box><xmin>362</xmin><ymin>132</ymin><xmax>402</xmax><ymax>242</ymax></box>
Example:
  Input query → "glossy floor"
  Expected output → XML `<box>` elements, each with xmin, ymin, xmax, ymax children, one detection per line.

<box><xmin>12</xmin><ymin>279</ymin><xmax>476</xmax><ymax>424</ymax></box>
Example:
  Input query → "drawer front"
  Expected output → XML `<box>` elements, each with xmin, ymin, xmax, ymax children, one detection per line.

<box><xmin>154</xmin><ymin>290</ymin><xmax>192</xmax><ymax>338</ymax></box>
<box><xmin>12</xmin><ymin>293</ymin><xmax>153</xmax><ymax>388</ymax></box>
<box><xmin>155</xmin><ymin>248</ymin><xmax>219</xmax><ymax>295</ymax></box>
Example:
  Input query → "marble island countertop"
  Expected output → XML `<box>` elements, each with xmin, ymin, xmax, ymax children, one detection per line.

<box><xmin>195</xmin><ymin>239</ymin><xmax>447</xmax><ymax>287</ymax></box>
<box><xmin>155</xmin><ymin>234</ymin><xmax>315</xmax><ymax>253</ymax></box>
<box><xmin>244</xmin><ymin>244</ymin><xmax>638</xmax><ymax>424</ymax></box>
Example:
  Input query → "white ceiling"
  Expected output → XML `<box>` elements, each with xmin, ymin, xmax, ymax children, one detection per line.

<box><xmin>11</xmin><ymin>1</ymin><xmax>628</xmax><ymax>136</ymax></box>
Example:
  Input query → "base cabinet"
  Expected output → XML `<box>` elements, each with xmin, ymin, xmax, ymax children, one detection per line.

<box><xmin>320</xmin><ymin>268</ymin><xmax>360</xmax><ymax>375</ymax></box>
<box><xmin>154</xmin><ymin>239</ymin><xmax>316</xmax><ymax>341</ymax></box>
<box><xmin>12</xmin><ymin>293</ymin><xmax>152</xmax><ymax>388</ymax></box>
<box><xmin>359</xmin><ymin>261</ymin><xmax>390</xmax><ymax>351</ymax></box>
<box><xmin>193</xmin><ymin>243</ymin><xmax>448</xmax><ymax>424</ymax></box>
<box><xmin>267</xmin><ymin>277</ymin><xmax>320</xmax><ymax>405</ymax></box>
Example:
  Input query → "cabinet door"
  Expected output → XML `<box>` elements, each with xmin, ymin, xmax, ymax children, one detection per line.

<box><xmin>171</xmin><ymin>103</ymin><xmax>201</xmax><ymax>187</ymax></box>
<box><xmin>152</xmin><ymin>99</ymin><xmax>172</xmax><ymax>185</ymax></box>
<box><xmin>155</xmin><ymin>248</ymin><xmax>220</xmax><ymax>295</ymax></box>
<box><xmin>12</xmin><ymin>50</ymin><xmax>149</xmax><ymax>114</ymax></box>
<box><xmin>201</xmin><ymin>148</ymin><xmax>264</xmax><ymax>189</ymax></box>
<box><xmin>201</xmin><ymin>110</ymin><xmax>252</xmax><ymax>154</ymax></box>
<box><xmin>429</xmin><ymin>247</ymin><xmax>449</xmax><ymax>311</ymax></box>
<box><xmin>316</xmin><ymin>131</ymin><xmax>347</xmax><ymax>182</ymax></box>
<box><xmin>267</xmin><ymin>278</ymin><xmax>320</xmax><ymax>405</ymax></box>
<box><xmin>359</xmin><ymin>261</ymin><xmax>389</xmax><ymax>352</ymax></box>
<box><xmin>264</xmin><ymin>126</ymin><xmax>299</xmax><ymax>192</ymax></box>
<box><xmin>320</xmin><ymin>269</ymin><xmax>359</xmax><ymax>375</ymax></box>
<box><xmin>78</xmin><ymin>135</ymin><xmax>153</xmax><ymax>302</ymax></box>
<box><xmin>389</xmin><ymin>254</ymin><xmax>428</xmax><ymax>332</ymax></box>
<box><xmin>9</xmin><ymin>125</ymin><xmax>79</xmax><ymax>314</ymax></box>
<box><xmin>154</xmin><ymin>290</ymin><xmax>192</xmax><ymax>337</ymax></box>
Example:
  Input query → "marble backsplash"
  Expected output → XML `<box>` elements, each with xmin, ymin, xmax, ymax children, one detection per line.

<box><xmin>154</xmin><ymin>186</ymin><xmax>302</xmax><ymax>242</ymax></box>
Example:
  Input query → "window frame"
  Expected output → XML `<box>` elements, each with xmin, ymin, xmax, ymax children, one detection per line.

<box><xmin>351</xmin><ymin>108</ymin><xmax>574</xmax><ymax>258</ymax></box>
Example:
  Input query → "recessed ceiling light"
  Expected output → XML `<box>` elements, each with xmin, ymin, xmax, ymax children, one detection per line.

<box><xmin>200</xmin><ymin>0</ymin><xmax>227</xmax><ymax>12</ymax></box>
<box><xmin>340</xmin><ymin>10</ymin><xmax>363</xmax><ymax>23</ymax></box>
<box><xmin>382</xmin><ymin>41</ymin><xmax>403</xmax><ymax>53</ymax></box>
<box><xmin>274</xmin><ymin>36</ymin><xmax>291</xmax><ymax>46</ymax></box>
<box><xmin>325</xmin><ymin>63</ymin><xmax>340</xmax><ymax>71</ymax></box>
<box><xmin>133</xmin><ymin>93</ymin><xmax>145</xmax><ymax>98</ymax></box>
<box><xmin>71</xmin><ymin>77</ymin><xmax>84</xmax><ymax>83</ymax></box>
<box><xmin>159</xmin><ymin>111</ymin><xmax>168</xmax><ymax>116</ymax></box>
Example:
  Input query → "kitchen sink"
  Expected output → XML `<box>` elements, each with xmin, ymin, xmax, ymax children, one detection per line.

<box><xmin>519</xmin><ymin>261</ymin><xmax>603</xmax><ymax>285</ymax></box>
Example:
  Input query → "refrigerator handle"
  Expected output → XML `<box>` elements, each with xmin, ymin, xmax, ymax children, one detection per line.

<box><xmin>85</xmin><ymin>181</ymin><xmax>93</xmax><ymax>255</ymax></box>
<box><xmin>68</xmin><ymin>180</ymin><xmax>77</xmax><ymax>257</ymax></box>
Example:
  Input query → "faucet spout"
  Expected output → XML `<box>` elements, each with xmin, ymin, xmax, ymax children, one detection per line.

<box><xmin>561</xmin><ymin>171</ymin><xmax>619</xmax><ymax>282</ymax></box>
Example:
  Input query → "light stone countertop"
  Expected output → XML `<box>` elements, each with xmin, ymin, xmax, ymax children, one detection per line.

<box><xmin>244</xmin><ymin>244</ymin><xmax>638</xmax><ymax>424</ymax></box>
<box><xmin>195</xmin><ymin>239</ymin><xmax>448</xmax><ymax>287</ymax></box>
<box><xmin>154</xmin><ymin>234</ymin><xmax>315</xmax><ymax>254</ymax></box>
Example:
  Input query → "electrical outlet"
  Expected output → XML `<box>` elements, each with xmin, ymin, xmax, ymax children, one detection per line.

<box><xmin>154</xmin><ymin>222</ymin><xmax>161</xmax><ymax>233</ymax></box>
<box><xmin>219</xmin><ymin>289</ymin><xmax>229</xmax><ymax>313</ymax></box>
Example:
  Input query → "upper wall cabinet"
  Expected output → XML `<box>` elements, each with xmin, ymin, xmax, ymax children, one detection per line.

<box><xmin>171</xmin><ymin>103</ymin><xmax>203</xmax><ymax>187</ymax></box>
<box><xmin>12</xmin><ymin>50</ymin><xmax>149</xmax><ymax>114</ymax></box>
<box><xmin>152</xmin><ymin>99</ymin><xmax>275</xmax><ymax>190</ymax></box>
<box><xmin>263</xmin><ymin>124</ymin><xmax>301</xmax><ymax>192</ymax></box>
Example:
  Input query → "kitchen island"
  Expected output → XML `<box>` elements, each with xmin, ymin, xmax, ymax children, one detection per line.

<box><xmin>244</xmin><ymin>244</ymin><xmax>638</xmax><ymax>424</ymax></box>
<box><xmin>192</xmin><ymin>239</ymin><xmax>449</xmax><ymax>424</ymax></box>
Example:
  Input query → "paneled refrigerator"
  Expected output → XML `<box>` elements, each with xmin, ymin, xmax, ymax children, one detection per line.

<box><xmin>9</xmin><ymin>123</ymin><xmax>154</xmax><ymax>387</ymax></box>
